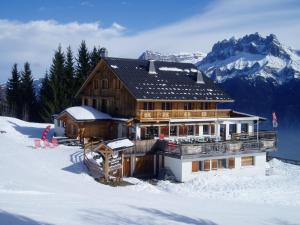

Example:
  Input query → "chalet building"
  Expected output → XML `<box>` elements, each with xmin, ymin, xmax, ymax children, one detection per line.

<box><xmin>55</xmin><ymin>57</ymin><xmax>277</xmax><ymax>182</ymax></box>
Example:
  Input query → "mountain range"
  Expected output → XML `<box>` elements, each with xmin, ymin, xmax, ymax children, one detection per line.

<box><xmin>139</xmin><ymin>33</ymin><xmax>300</xmax><ymax>127</ymax></box>
<box><xmin>139</xmin><ymin>50</ymin><xmax>206</xmax><ymax>64</ymax></box>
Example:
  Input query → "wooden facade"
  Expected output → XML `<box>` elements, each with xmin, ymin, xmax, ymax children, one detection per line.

<box><xmin>80</xmin><ymin>61</ymin><xmax>137</xmax><ymax>118</ymax></box>
<box><xmin>58</xmin><ymin>112</ymin><xmax>118</xmax><ymax>140</ymax></box>
<box><xmin>76</xmin><ymin>60</ymin><xmax>232</xmax><ymax>123</ymax></box>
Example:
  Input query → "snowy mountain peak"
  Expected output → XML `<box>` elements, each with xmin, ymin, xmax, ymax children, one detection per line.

<box><xmin>139</xmin><ymin>50</ymin><xmax>206</xmax><ymax>64</ymax></box>
<box><xmin>198</xmin><ymin>33</ymin><xmax>300</xmax><ymax>83</ymax></box>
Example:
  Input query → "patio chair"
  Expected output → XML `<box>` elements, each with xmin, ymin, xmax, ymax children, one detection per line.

<box><xmin>44</xmin><ymin>139</ymin><xmax>54</xmax><ymax>149</ymax></box>
<box><xmin>51</xmin><ymin>138</ymin><xmax>59</xmax><ymax>147</ymax></box>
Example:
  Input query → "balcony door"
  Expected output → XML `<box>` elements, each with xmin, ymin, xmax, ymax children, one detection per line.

<box><xmin>220</xmin><ymin>124</ymin><xmax>226</xmax><ymax>141</ymax></box>
<box><xmin>101</xmin><ymin>99</ymin><xmax>108</xmax><ymax>113</ymax></box>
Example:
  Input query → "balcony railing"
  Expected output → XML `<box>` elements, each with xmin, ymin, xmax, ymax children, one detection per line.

<box><xmin>137</xmin><ymin>109</ymin><xmax>231</xmax><ymax>121</ymax></box>
<box><xmin>161</xmin><ymin>131</ymin><xmax>277</xmax><ymax>158</ymax></box>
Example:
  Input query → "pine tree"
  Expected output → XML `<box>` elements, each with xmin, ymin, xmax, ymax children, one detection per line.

<box><xmin>20</xmin><ymin>62</ymin><xmax>37</xmax><ymax>121</ymax></box>
<box><xmin>63</xmin><ymin>46</ymin><xmax>75</xmax><ymax>107</ymax></box>
<box><xmin>89</xmin><ymin>46</ymin><xmax>101</xmax><ymax>72</ymax></box>
<box><xmin>39</xmin><ymin>71</ymin><xmax>54</xmax><ymax>122</ymax></box>
<box><xmin>75</xmin><ymin>41</ymin><xmax>90</xmax><ymax>92</ymax></box>
<box><xmin>6</xmin><ymin>64</ymin><xmax>21</xmax><ymax>118</ymax></box>
<box><xmin>49</xmin><ymin>45</ymin><xmax>65</xmax><ymax>113</ymax></box>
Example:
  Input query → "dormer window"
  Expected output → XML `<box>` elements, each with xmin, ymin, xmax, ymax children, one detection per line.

<box><xmin>101</xmin><ymin>79</ymin><xmax>108</xmax><ymax>89</ymax></box>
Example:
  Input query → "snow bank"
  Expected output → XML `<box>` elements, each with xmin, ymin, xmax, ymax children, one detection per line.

<box><xmin>129</xmin><ymin>159</ymin><xmax>300</xmax><ymax>207</ymax></box>
<box><xmin>64</xmin><ymin>106</ymin><xmax>112</xmax><ymax>120</ymax></box>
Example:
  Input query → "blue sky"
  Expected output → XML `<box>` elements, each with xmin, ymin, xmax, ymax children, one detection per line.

<box><xmin>0</xmin><ymin>0</ymin><xmax>300</xmax><ymax>82</ymax></box>
<box><xmin>0</xmin><ymin>0</ymin><xmax>211</xmax><ymax>34</ymax></box>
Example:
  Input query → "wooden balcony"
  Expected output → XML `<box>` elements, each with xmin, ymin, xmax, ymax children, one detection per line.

<box><xmin>137</xmin><ymin>109</ymin><xmax>231</xmax><ymax>121</ymax></box>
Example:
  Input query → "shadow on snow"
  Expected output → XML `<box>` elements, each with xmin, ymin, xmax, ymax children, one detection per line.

<box><xmin>0</xmin><ymin>210</ymin><xmax>53</xmax><ymax>225</ymax></box>
<box><xmin>80</xmin><ymin>206</ymin><xmax>218</xmax><ymax>225</ymax></box>
<box><xmin>62</xmin><ymin>150</ymin><xmax>88</xmax><ymax>175</ymax></box>
<box><xmin>8</xmin><ymin>121</ymin><xmax>54</xmax><ymax>139</ymax></box>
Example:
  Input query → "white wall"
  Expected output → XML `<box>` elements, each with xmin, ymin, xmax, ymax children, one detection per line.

<box><xmin>164</xmin><ymin>157</ymin><xmax>183</xmax><ymax>182</ymax></box>
<box><xmin>165</xmin><ymin>152</ymin><xmax>267</xmax><ymax>182</ymax></box>
<box><xmin>54</xmin><ymin>119</ymin><xmax>65</xmax><ymax>137</ymax></box>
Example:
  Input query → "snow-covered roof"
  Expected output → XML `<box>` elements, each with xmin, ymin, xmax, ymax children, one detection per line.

<box><xmin>63</xmin><ymin>106</ymin><xmax>112</xmax><ymax>121</ymax></box>
<box><xmin>106</xmin><ymin>139</ymin><xmax>134</xmax><ymax>150</ymax></box>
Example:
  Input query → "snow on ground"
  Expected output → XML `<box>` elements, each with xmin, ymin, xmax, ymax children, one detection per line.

<box><xmin>0</xmin><ymin>116</ymin><xmax>300</xmax><ymax>225</ymax></box>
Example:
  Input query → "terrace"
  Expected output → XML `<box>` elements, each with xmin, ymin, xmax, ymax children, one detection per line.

<box><xmin>161</xmin><ymin>131</ymin><xmax>277</xmax><ymax>159</ymax></box>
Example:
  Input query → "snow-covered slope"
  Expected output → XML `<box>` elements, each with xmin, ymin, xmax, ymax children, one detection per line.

<box><xmin>1</xmin><ymin>116</ymin><xmax>300</xmax><ymax>225</ymax></box>
<box><xmin>139</xmin><ymin>50</ymin><xmax>206</xmax><ymax>64</ymax></box>
<box><xmin>198</xmin><ymin>33</ymin><xmax>300</xmax><ymax>83</ymax></box>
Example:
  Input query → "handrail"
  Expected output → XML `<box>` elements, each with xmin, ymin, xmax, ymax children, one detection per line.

<box><xmin>137</xmin><ymin>109</ymin><xmax>231</xmax><ymax>120</ymax></box>
<box><xmin>232</xmin><ymin>131</ymin><xmax>277</xmax><ymax>141</ymax></box>
<box><xmin>83</xmin><ymin>141</ymin><xmax>103</xmax><ymax>178</ymax></box>
<box><xmin>164</xmin><ymin>136</ymin><xmax>277</xmax><ymax>156</ymax></box>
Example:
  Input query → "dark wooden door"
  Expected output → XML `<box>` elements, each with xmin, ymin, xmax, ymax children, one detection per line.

<box><xmin>123</xmin><ymin>157</ymin><xmax>131</xmax><ymax>177</ymax></box>
<box><xmin>133</xmin><ymin>155</ymin><xmax>154</xmax><ymax>177</ymax></box>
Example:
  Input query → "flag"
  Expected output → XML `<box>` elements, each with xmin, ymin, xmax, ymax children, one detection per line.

<box><xmin>41</xmin><ymin>125</ymin><xmax>51</xmax><ymax>140</ymax></box>
<box><xmin>272</xmin><ymin>112</ymin><xmax>278</xmax><ymax>128</ymax></box>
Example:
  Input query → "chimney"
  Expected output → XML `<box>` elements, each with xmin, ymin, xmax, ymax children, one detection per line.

<box><xmin>196</xmin><ymin>70</ymin><xmax>205</xmax><ymax>84</ymax></box>
<box><xmin>100</xmin><ymin>48</ymin><xmax>108</xmax><ymax>57</ymax></box>
<box><xmin>148</xmin><ymin>60</ymin><xmax>157</xmax><ymax>74</ymax></box>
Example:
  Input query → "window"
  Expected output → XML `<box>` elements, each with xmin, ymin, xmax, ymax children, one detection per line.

<box><xmin>93</xmin><ymin>80</ymin><xmax>99</xmax><ymax>89</ymax></box>
<box><xmin>200</xmin><ymin>102</ymin><xmax>209</xmax><ymax>109</ymax></box>
<box><xmin>187</xmin><ymin>125</ymin><xmax>194</xmax><ymax>135</ymax></box>
<box><xmin>72</xmin><ymin>124</ymin><xmax>77</xmax><ymax>136</ymax></box>
<box><xmin>218</xmin><ymin>159</ymin><xmax>227</xmax><ymax>169</ymax></box>
<box><xmin>146</xmin><ymin>126</ymin><xmax>159</xmax><ymax>138</ymax></box>
<box><xmin>192</xmin><ymin>161</ymin><xmax>199</xmax><ymax>172</ymax></box>
<box><xmin>170</xmin><ymin>126</ymin><xmax>177</xmax><ymax>136</ymax></box>
<box><xmin>101</xmin><ymin>99</ymin><xmax>108</xmax><ymax>113</ymax></box>
<box><xmin>229</xmin><ymin>124</ymin><xmax>237</xmax><ymax>135</ymax></box>
<box><xmin>241</xmin><ymin>156</ymin><xmax>254</xmax><ymax>166</ymax></box>
<box><xmin>143</xmin><ymin>102</ymin><xmax>154</xmax><ymax>110</ymax></box>
<box><xmin>101</xmin><ymin>79</ymin><xmax>108</xmax><ymax>89</ymax></box>
<box><xmin>199</xmin><ymin>161</ymin><xmax>204</xmax><ymax>171</ymax></box>
<box><xmin>241</xmin><ymin>123</ymin><xmax>249</xmax><ymax>133</ymax></box>
<box><xmin>204</xmin><ymin>160</ymin><xmax>210</xmax><ymax>171</ymax></box>
<box><xmin>161</xmin><ymin>102</ymin><xmax>172</xmax><ymax>110</ymax></box>
<box><xmin>211</xmin><ymin>125</ymin><xmax>215</xmax><ymax>135</ymax></box>
<box><xmin>211</xmin><ymin>160</ymin><xmax>218</xmax><ymax>170</ymax></box>
<box><xmin>92</xmin><ymin>99</ymin><xmax>97</xmax><ymax>109</ymax></box>
<box><xmin>228</xmin><ymin>158</ymin><xmax>235</xmax><ymax>169</ymax></box>
<box><xmin>184</xmin><ymin>102</ymin><xmax>192</xmax><ymax>110</ymax></box>
<box><xmin>83</xmin><ymin>98</ymin><xmax>88</xmax><ymax>106</ymax></box>
<box><xmin>203</xmin><ymin>125</ymin><xmax>209</xmax><ymax>135</ymax></box>
<box><xmin>113</xmin><ymin>79</ymin><xmax>121</xmax><ymax>89</ymax></box>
